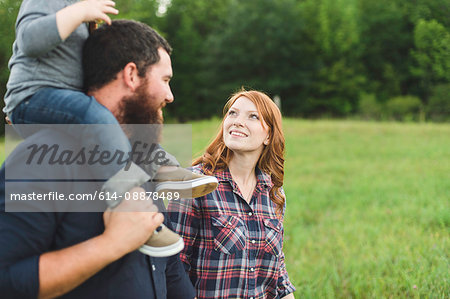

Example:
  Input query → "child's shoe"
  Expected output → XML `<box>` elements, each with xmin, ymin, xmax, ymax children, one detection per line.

<box><xmin>139</xmin><ymin>224</ymin><xmax>184</xmax><ymax>257</ymax></box>
<box><xmin>154</xmin><ymin>167</ymin><xmax>218</xmax><ymax>198</ymax></box>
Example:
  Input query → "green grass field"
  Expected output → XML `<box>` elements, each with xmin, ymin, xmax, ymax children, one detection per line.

<box><xmin>2</xmin><ymin>119</ymin><xmax>449</xmax><ymax>298</ymax></box>
<box><xmin>191</xmin><ymin>119</ymin><xmax>449</xmax><ymax>298</ymax></box>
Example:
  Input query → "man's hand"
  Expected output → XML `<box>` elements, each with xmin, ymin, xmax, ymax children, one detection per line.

<box><xmin>38</xmin><ymin>187</ymin><xmax>162</xmax><ymax>299</ymax></box>
<box><xmin>102</xmin><ymin>187</ymin><xmax>164</xmax><ymax>255</ymax></box>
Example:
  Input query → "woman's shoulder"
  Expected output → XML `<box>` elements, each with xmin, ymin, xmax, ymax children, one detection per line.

<box><xmin>189</xmin><ymin>164</ymin><xmax>205</xmax><ymax>175</ymax></box>
<box><xmin>189</xmin><ymin>163</ymin><xmax>229</xmax><ymax>181</ymax></box>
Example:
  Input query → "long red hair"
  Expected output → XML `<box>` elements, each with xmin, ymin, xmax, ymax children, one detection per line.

<box><xmin>193</xmin><ymin>89</ymin><xmax>286</xmax><ymax>216</ymax></box>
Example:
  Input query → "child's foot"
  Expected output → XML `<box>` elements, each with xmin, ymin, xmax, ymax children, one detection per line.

<box><xmin>154</xmin><ymin>167</ymin><xmax>218</xmax><ymax>198</ymax></box>
<box><xmin>139</xmin><ymin>224</ymin><xmax>184</xmax><ymax>257</ymax></box>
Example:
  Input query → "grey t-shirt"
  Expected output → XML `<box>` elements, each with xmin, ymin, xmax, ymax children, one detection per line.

<box><xmin>3</xmin><ymin>0</ymin><xmax>88</xmax><ymax>114</ymax></box>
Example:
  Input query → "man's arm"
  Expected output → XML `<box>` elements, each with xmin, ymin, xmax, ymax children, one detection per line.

<box><xmin>38</xmin><ymin>233</ymin><xmax>119</xmax><ymax>299</ymax></box>
<box><xmin>163</xmin><ymin>216</ymin><xmax>196</xmax><ymax>299</ymax></box>
<box><xmin>165</xmin><ymin>252</ymin><xmax>196</xmax><ymax>299</ymax></box>
<box><xmin>0</xmin><ymin>183</ymin><xmax>161</xmax><ymax>298</ymax></box>
<box><xmin>38</xmin><ymin>188</ymin><xmax>163</xmax><ymax>298</ymax></box>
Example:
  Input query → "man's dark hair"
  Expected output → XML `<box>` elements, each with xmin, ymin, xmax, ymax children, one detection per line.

<box><xmin>83</xmin><ymin>19</ymin><xmax>172</xmax><ymax>92</ymax></box>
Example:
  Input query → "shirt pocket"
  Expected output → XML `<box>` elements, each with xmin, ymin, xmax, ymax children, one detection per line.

<box><xmin>263</xmin><ymin>218</ymin><xmax>283</xmax><ymax>257</ymax></box>
<box><xmin>211</xmin><ymin>214</ymin><xmax>247</xmax><ymax>255</ymax></box>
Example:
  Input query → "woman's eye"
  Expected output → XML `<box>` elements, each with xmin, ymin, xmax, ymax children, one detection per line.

<box><xmin>250</xmin><ymin>114</ymin><xmax>259</xmax><ymax>119</ymax></box>
<box><xmin>228</xmin><ymin>110</ymin><xmax>236</xmax><ymax>116</ymax></box>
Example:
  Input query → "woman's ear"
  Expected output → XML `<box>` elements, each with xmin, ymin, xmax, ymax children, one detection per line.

<box><xmin>264</xmin><ymin>134</ymin><xmax>270</xmax><ymax>145</ymax></box>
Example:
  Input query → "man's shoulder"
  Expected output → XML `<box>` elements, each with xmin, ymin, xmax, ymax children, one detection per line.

<box><xmin>4</xmin><ymin>128</ymin><xmax>80</xmax><ymax>176</ymax></box>
<box><xmin>2</xmin><ymin>128</ymin><xmax>101</xmax><ymax>213</ymax></box>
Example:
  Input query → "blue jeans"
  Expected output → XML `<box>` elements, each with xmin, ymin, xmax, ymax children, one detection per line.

<box><xmin>10</xmin><ymin>87</ymin><xmax>178</xmax><ymax>202</ymax></box>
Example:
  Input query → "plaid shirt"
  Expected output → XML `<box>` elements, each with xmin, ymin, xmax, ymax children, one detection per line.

<box><xmin>168</xmin><ymin>165</ymin><xmax>296</xmax><ymax>299</ymax></box>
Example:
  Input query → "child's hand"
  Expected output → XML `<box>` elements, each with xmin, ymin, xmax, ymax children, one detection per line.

<box><xmin>80</xmin><ymin>0</ymin><xmax>119</xmax><ymax>25</ymax></box>
<box><xmin>56</xmin><ymin>0</ymin><xmax>119</xmax><ymax>41</ymax></box>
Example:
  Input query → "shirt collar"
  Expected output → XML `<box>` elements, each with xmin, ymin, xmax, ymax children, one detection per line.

<box><xmin>215</xmin><ymin>167</ymin><xmax>274</xmax><ymax>190</ymax></box>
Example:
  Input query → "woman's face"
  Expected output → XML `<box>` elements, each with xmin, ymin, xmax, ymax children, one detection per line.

<box><xmin>223</xmin><ymin>96</ymin><xmax>269</xmax><ymax>155</ymax></box>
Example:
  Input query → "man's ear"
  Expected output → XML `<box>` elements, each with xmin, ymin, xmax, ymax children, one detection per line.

<box><xmin>122</xmin><ymin>62</ymin><xmax>142</xmax><ymax>91</ymax></box>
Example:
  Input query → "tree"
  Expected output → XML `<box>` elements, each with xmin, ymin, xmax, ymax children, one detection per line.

<box><xmin>158</xmin><ymin>0</ymin><xmax>232</xmax><ymax>121</ymax></box>
<box><xmin>357</xmin><ymin>0</ymin><xmax>414</xmax><ymax>101</ymax></box>
<box><xmin>113</xmin><ymin>0</ymin><xmax>160</xmax><ymax>28</ymax></box>
<box><xmin>303</xmin><ymin>0</ymin><xmax>365</xmax><ymax>116</ymax></box>
<box><xmin>0</xmin><ymin>0</ymin><xmax>20</xmax><ymax>102</ymax></box>
<box><xmin>0</xmin><ymin>0</ymin><xmax>20</xmax><ymax>133</ymax></box>
<box><xmin>1</xmin><ymin>0</ymin><xmax>448</xmax><ymax>123</ymax></box>
<box><xmin>410</xmin><ymin>19</ymin><xmax>450</xmax><ymax>103</ymax></box>
<box><xmin>203</xmin><ymin>0</ymin><xmax>313</xmax><ymax>116</ymax></box>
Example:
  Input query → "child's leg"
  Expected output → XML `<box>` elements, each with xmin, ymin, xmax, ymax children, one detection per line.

<box><xmin>10</xmin><ymin>87</ymin><xmax>150</xmax><ymax>205</ymax></box>
<box><xmin>138</xmin><ymin>144</ymin><xmax>179</xmax><ymax>178</ymax></box>
<box><xmin>120</xmin><ymin>123</ymin><xmax>218</xmax><ymax>199</ymax></box>
<box><xmin>11</xmin><ymin>87</ymin><xmax>110</xmax><ymax>125</ymax></box>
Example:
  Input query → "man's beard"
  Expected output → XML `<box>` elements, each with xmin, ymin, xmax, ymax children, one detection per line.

<box><xmin>116</xmin><ymin>79</ymin><xmax>163</xmax><ymax>146</ymax></box>
<box><xmin>116</xmin><ymin>80</ymin><xmax>163</xmax><ymax>125</ymax></box>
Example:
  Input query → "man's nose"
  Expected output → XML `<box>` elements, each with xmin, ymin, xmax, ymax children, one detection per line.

<box><xmin>166</xmin><ymin>88</ymin><xmax>174</xmax><ymax>103</ymax></box>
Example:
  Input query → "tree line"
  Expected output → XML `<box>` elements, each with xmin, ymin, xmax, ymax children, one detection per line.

<box><xmin>1</xmin><ymin>0</ymin><xmax>449</xmax><ymax>124</ymax></box>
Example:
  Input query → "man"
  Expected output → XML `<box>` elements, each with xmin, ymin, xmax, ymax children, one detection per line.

<box><xmin>0</xmin><ymin>20</ymin><xmax>196</xmax><ymax>298</ymax></box>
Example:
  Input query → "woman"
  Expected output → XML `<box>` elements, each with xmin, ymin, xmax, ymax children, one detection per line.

<box><xmin>169</xmin><ymin>89</ymin><xmax>295</xmax><ymax>299</ymax></box>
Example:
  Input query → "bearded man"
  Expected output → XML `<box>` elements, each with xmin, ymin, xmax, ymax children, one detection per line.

<box><xmin>0</xmin><ymin>20</ymin><xmax>196</xmax><ymax>299</ymax></box>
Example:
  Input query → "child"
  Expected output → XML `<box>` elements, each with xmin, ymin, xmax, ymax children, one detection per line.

<box><xmin>3</xmin><ymin>0</ymin><xmax>218</xmax><ymax>257</ymax></box>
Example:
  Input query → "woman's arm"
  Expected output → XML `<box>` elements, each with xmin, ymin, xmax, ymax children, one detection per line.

<box><xmin>276</xmin><ymin>247</ymin><xmax>297</xmax><ymax>298</ymax></box>
<box><xmin>277</xmin><ymin>190</ymin><xmax>296</xmax><ymax>298</ymax></box>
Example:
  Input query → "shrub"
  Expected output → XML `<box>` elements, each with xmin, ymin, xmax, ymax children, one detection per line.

<box><xmin>427</xmin><ymin>84</ymin><xmax>450</xmax><ymax>122</ymax></box>
<box><xmin>384</xmin><ymin>95</ymin><xmax>423</xmax><ymax>121</ymax></box>
<box><xmin>358</xmin><ymin>93</ymin><xmax>382</xmax><ymax>120</ymax></box>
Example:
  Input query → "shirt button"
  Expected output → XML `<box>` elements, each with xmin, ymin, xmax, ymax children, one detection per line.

<box><xmin>250</xmin><ymin>267</ymin><xmax>255</xmax><ymax>272</ymax></box>
<box><xmin>250</xmin><ymin>297</ymin><xmax>254</xmax><ymax>299</ymax></box>
<box><xmin>248</xmin><ymin>212</ymin><xmax>253</xmax><ymax>216</ymax></box>
<box><xmin>251</xmin><ymin>239</ymin><xmax>256</xmax><ymax>244</ymax></box>
<box><xmin>152</xmin><ymin>264</ymin><xmax>156</xmax><ymax>271</ymax></box>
